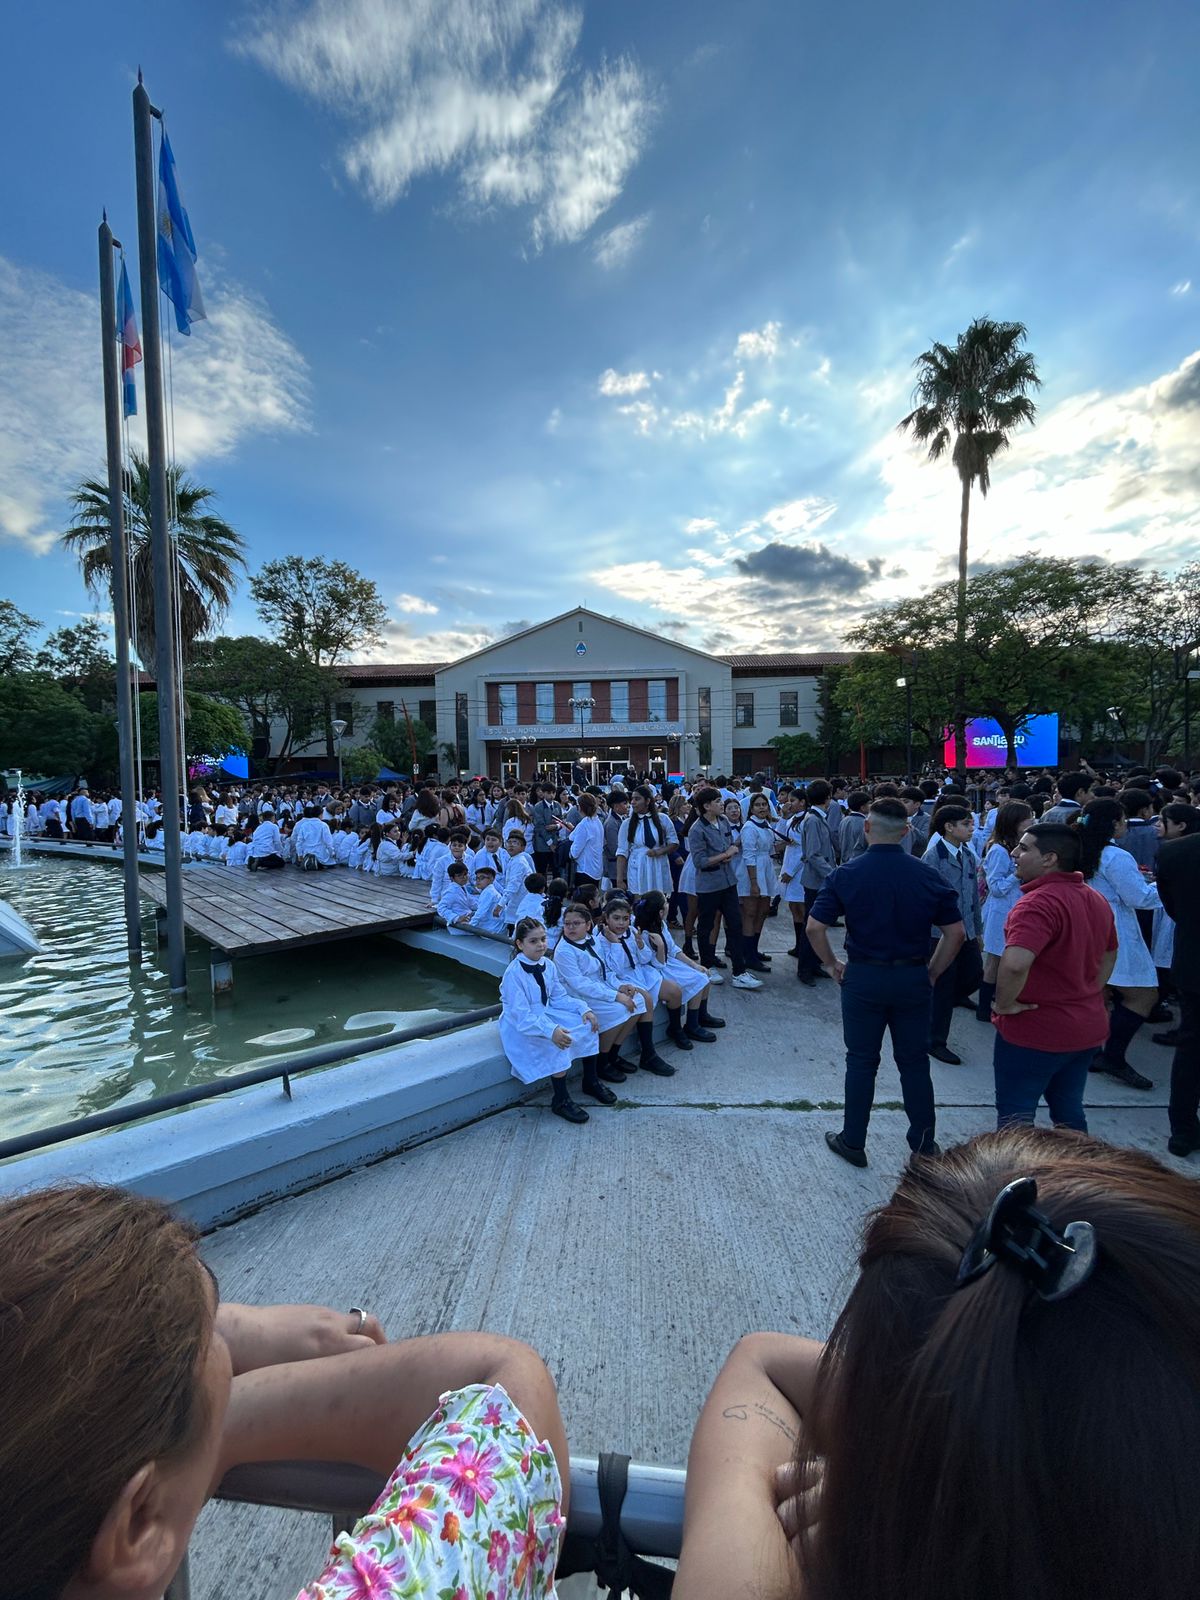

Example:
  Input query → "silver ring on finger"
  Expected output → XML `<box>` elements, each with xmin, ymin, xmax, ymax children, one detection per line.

<box><xmin>349</xmin><ymin>1305</ymin><xmax>367</xmax><ymax>1333</ymax></box>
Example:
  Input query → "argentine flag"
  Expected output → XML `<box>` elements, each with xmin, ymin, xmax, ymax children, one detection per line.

<box><xmin>157</xmin><ymin>131</ymin><xmax>206</xmax><ymax>336</ymax></box>
<box><xmin>117</xmin><ymin>259</ymin><xmax>142</xmax><ymax>417</ymax></box>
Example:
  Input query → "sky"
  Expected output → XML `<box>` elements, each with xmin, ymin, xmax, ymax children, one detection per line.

<box><xmin>1</xmin><ymin>0</ymin><xmax>1198</xmax><ymax>663</ymax></box>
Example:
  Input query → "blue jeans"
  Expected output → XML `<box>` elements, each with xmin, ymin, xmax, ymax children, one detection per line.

<box><xmin>840</xmin><ymin>962</ymin><xmax>936</xmax><ymax>1152</ymax></box>
<box><xmin>993</xmin><ymin>1034</ymin><xmax>1091</xmax><ymax>1132</ymax></box>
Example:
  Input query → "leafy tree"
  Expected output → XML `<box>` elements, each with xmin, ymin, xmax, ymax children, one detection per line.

<box><xmin>0</xmin><ymin>675</ymin><xmax>101</xmax><ymax>775</ymax></box>
<box><xmin>189</xmin><ymin>635</ymin><xmax>340</xmax><ymax>773</ymax></box>
<box><xmin>135</xmin><ymin>691</ymin><xmax>247</xmax><ymax>761</ymax></box>
<box><xmin>898</xmin><ymin>318</ymin><xmax>1040</xmax><ymax>773</ymax></box>
<box><xmin>833</xmin><ymin>651</ymin><xmax>944</xmax><ymax>767</ymax></box>
<box><xmin>768</xmin><ymin>732</ymin><xmax>824</xmax><ymax>774</ymax></box>
<box><xmin>368</xmin><ymin>710</ymin><xmax>434</xmax><ymax>776</ymax></box>
<box><xmin>0</xmin><ymin>599</ymin><xmax>40</xmax><ymax>675</ymax></box>
<box><xmin>249</xmin><ymin>556</ymin><xmax>388</xmax><ymax>759</ymax></box>
<box><xmin>58</xmin><ymin>452</ymin><xmax>246</xmax><ymax>663</ymax></box>
<box><xmin>34</xmin><ymin>618</ymin><xmax>115</xmax><ymax>713</ymax></box>
<box><xmin>343</xmin><ymin>744</ymin><xmax>386</xmax><ymax>785</ymax></box>
<box><xmin>439</xmin><ymin>740</ymin><xmax>460</xmax><ymax>776</ymax></box>
<box><xmin>1104</xmin><ymin>562</ymin><xmax>1200</xmax><ymax>763</ymax></box>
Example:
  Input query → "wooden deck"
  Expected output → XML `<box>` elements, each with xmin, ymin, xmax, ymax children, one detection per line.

<box><xmin>138</xmin><ymin>866</ymin><xmax>436</xmax><ymax>961</ymax></box>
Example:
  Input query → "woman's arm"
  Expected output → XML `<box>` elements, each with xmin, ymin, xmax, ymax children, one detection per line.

<box><xmin>216</xmin><ymin>1331</ymin><xmax>569</xmax><ymax>1517</ymax></box>
<box><xmin>675</xmin><ymin>1334</ymin><xmax>824</xmax><ymax>1600</ymax></box>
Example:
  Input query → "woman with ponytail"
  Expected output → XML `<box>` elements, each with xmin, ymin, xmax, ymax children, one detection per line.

<box><xmin>1073</xmin><ymin>797</ymin><xmax>1162</xmax><ymax>1088</ymax></box>
<box><xmin>676</xmin><ymin>1127</ymin><xmax>1200</xmax><ymax>1600</ymax></box>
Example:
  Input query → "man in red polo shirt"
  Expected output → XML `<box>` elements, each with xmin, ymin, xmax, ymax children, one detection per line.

<box><xmin>991</xmin><ymin>821</ymin><xmax>1117</xmax><ymax>1131</ymax></box>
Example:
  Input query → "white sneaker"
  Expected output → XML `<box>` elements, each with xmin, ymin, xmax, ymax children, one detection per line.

<box><xmin>731</xmin><ymin>972</ymin><xmax>764</xmax><ymax>990</ymax></box>
<box><xmin>706</xmin><ymin>968</ymin><xmax>725</xmax><ymax>985</ymax></box>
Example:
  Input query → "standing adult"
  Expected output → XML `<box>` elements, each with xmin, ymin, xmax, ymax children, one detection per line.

<box><xmin>68</xmin><ymin>783</ymin><xmax>95</xmax><ymax>842</ymax></box>
<box><xmin>1156</xmin><ymin>818</ymin><xmax>1200</xmax><ymax>1157</ymax></box>
<box><xmin>686</xmin><ymin>787</ymin><xmax>763</xmax><ymax>991</ymax></box>
<box><xmin>601</xmin><ymin>790</ymin><xmax>629</xmax><ymax>889</ymax></box>
<box><xmin>805</xmin><ymin>798</ymin><xmax>965</xmax><ymax>1166</ymax></box>
<box><xmin>922</xmin><ymin>805</ymin><xmax>984</xmax><ymax>1064</ymax></box>
<box><xmin>991</xmin><ymin>822</ymin><xmax>1117</xmax><ymax>1131</ymax></box>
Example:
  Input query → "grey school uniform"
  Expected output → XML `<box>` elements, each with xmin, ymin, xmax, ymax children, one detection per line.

<box><xmin>921</xmin><ymin>836</ymin><xmax>982</xmax><ymax>939</ymax></box>
<box><xmin>603</xmin><ymin>811</ymin><xmax>628</xmax><ymax>884</ymax></box>
<box><xmin>799</xmin><ymin>807</ymin><xmax>837</xmax><ymax>890</ymax></box>
<box><xmin>838</xmin><ymin>810</ymin><xmax>868</xmax><ymax>862</ymax></box>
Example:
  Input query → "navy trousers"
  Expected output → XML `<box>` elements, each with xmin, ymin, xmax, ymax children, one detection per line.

<box><xmin>1169</xmin><ymin>990</ymin><xmax>1200</xmax><ymax>1139</ymax></box>
<box><xmin>929</xmin><ymin>938</ymin><xmax>983</xmax><ymax>1048</ymax></box>
<box><xmin>840</xmin><ymin>962</ymin><xmax>937</xmax><ymax>1153</ymax></box>
<box><xmin>993</xmin><ymin>1034</ymin><xmax>1091</xmax><ymax>1132</ymax></box>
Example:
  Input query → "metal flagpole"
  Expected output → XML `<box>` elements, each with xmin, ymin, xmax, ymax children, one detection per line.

<box><xmin>98</xmin><ymin>215</ymin><xmax>143</xmax><ymax>966</ymax></box>
<box><xmin>133</xmin><ymin>73</ymin><xmax>187</xmax><ymax>996</ymax></box>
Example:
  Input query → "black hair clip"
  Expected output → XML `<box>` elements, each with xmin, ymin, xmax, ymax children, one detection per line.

<box><xmin>954</xmin><ymin>1176</ymin><xmax>1097</xmax><ymax>1303</ymax></box>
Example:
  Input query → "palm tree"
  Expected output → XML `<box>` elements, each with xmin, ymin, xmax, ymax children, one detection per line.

<box><xmin>898</xmin><ymin>318</ymin><xmax>1040</xmax><ymax>773</ymax></box>
<box><xmin>59</xmin><ymin>452</ymin><xmax>246</xmax><ymax>665</ymax></box>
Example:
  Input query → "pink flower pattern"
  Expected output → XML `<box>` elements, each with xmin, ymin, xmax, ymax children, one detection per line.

<box><xmin>295</xmin><ymin>1384</ymin><xmax>561</xmax><ymax>1600</ymax></box>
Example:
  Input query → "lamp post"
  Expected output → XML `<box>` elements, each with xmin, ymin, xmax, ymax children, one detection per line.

<box><xmin>567</xmin><ymin>696</ymin><xmax>595</xmax><ymax>743</ymax></box>
<box><xmin>517</xmin><ymin>733</ymin><xmax>537</xmax><ymax>781</ymax></box>
<box><xmin>1106</xmin><ymin>706</ymin><xmax>1122</xmax><ymax>774</ymax></box>
<box><xmin>331</xmin><ymin>718</ymin><xmax>347</xmax><ymax>787</ymax></box>
<box><xmin>896</xmin><ymin>677</ymin><xmax>913</xmax><ymax>781</ymax></box>
<box><xmin>683</xmin><ymin>730</ymin><xmax>701</xmax><ymax>777</ymax></box>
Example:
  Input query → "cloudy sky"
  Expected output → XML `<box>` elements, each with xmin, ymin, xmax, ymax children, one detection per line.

<box><xmin>1</xmin><ymin>0</ymin><xmax>1198</xmax><ymax>661</ymax></box>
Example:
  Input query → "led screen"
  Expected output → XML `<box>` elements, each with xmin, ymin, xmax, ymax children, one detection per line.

<box><xmin>942</xmin><ymin>714</ymin><xmax>1059</xmax><ymax>769</ymax></box>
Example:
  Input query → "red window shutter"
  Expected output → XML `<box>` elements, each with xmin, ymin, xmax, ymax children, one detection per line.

<box><xmin>592</xmin><ymin>681</ymin><xmax>611</xmax><ymax>720</ymax></box>
<box><xmin>666</xmin><ymin>679</ymin><xmax>679</xmax><ymax>720</ymax></box>
<box><xmin>486</xmin><ymin>683</ymin><xmax>500</xmax><ymax>723</ymax></box>
<box><xmin>554</xmin><ymin>682</ymin><xmax>572</xmax><ymax>721</ymax></box>
<box><xmin>516</xmin><ymin>683</ymin><xmax>537</xmax><ymax>724</ymax></box>
<box><xmin>629</xmin><ymin>679</ymin><xmax>649</xmax><ymax>720</ymax></box>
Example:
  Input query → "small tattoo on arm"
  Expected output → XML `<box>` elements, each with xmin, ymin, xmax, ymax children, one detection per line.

<box><xmin>722</xmin><ymin>1401</ymin><xmax>798</xmax><ymax>1443</ymax></box>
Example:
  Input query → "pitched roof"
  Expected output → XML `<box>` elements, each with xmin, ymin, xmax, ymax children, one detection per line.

<box><xmin>721</xmin><ymin>652</ymin><xmax>854</xmax><ymax>673</ymax></box>
<box><xmin>334</xmin><ymin>663</ymin><xmax>444</xmax><ymax>684</ymax></box>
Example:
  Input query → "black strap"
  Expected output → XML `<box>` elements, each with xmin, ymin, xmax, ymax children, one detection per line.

<box><xmin>558</xmin><ymin>1452</ymin><xmax>675</xmax><ymax>1600</ymax></box>
<box><xmin>519</xmin><ymin>961</ymin><xmax>548</xmax><ymax>1003</ymax></box>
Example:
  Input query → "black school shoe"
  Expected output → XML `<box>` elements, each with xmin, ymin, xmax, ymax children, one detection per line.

<box><xmin>550</xmin><ymin>1095</ymin><xmax>589</xmax><ymax>1123</ymax></box>
<box><xmin>1153</xmin><ymin>1028</ymin><xmax>1184</xmax><ymax>1047</ymax></box>
<box><xmin>825</xmin><ymin>1131</ymin><xmax>868</xmax><ymax>1168</ymax></box>
<box><xmin>1090</xmin><ymin>1059</ymin><xmax>1154</xmax><ymax>1090</ymax></box>
<box><xmin>929</xmin><ymin>1044</ymin><xmax>962</xmax><ymax>1065</ymax></box>
<box><xmin>684</xmin><ymin>1019</ymin><xmax>718</xmax><ymax>1042</ymax></box>
<box><xmin>1168</xmin><ymin>1131</ymin><xmax>1200</xmax><ymax>1158</ymax></box>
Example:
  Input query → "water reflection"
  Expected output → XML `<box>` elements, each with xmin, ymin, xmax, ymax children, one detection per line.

<box><xmin>0</xmin><ymin>859</ymin><xmax>497</xmax><ymax>1138</ymax></box>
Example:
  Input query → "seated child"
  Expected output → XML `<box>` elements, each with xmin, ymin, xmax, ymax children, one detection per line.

<box><xmin>437</xmin><ymin>861</ymin><xmax>478</xmax><ymax>934</ymax></box>
<box><xmin>498</xmin><ymin>917</ymin><xmax>599</xmax><ymax>1124</ymax></box>
<box><xmin>469</xmin><ymin>864</ymin><xmax>507</xmax><ymax>934</ymax></box>
<box><xmin>514</xmin><ymin>871</ymin><xmax>548</xmax><ymax>925</ymax></box>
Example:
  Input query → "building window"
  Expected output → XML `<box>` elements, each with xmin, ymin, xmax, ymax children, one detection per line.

<box><xmin>779</xmin><ymin>691</ymin><xmax>798</xmax><ymax>726</ymax></box>
<box><xmin>697</xmin><ymin>685</ymin><xmax>712</xmax><ymax>765</ymax></box>
<box><xmin>571</xmin><ymin>682</ymin><xmax>592</xmax><ymax>723</ymax></box>
<box><xmin>418</xmin><ymin>699</ymin><xmax>436</xmax><ymax>731</ymax></box>
<box><xmin>536</xmin><ymin>682</ymin><xmax>555</xmax><ymax>723</ymax></box>
<box><xmin>376</xmin><ymin>700</ymin><xmax>395</xmax><ymax>723</ymax></box>
<box><xmin>610</xmin><ymin>680</ymin><xmax>630</xmax><ymax>722</ymax></box>
<box><xmin>334</xmin><ymin>701</ymin><xmax>355</xmax><ymax>736</ymax></box>
<box><xmin>648</xmin><ymin>679</ymin><xmax>667</xmax><ymax>722</ymax></box>
<box><xmin>498</xmin><ymin>683</ymin><xmax>517</xmax><ymax>726</ymax></box>
<box><xmin>735</xmin><ymin>692</ymin><xmax>755</xmax><ymax>728</ymax></box>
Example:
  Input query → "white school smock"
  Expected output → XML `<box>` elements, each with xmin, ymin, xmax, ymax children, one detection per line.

<box><xmin>332</xmin><ymin>830</ymin><xmax>357</xmax><ymax>866</ymax></box>
<box><xmin>1151</xmin><ymin>906</ymin><xmax>1174</xmax><ymax>969</ymax></box>
<box><xmin>648</xmin><ymin>925</ymin><xmax>709</xmax><ymax>1004</ymax></box>
<box><xmin>513</xmin><ymin>891</ymin><xmax>546</xmax><ymax>925</ymax></box>
<box><xmin>497</xmin><ymin>957</ymin><xmax>596</xmax><ymax>1083</ymax></box>
<box><xmin>469</xmin><ymin>883</ymin><xmax>507</xmax><ymax>934</ymax></box>
<box><xmin>430</xmin><ymin>853</ymin><xmax>470</xmax><ymax>905</ymax></box>
<box><xmin>597</xmin><ymin>929</ymin><xmax>663</xmax><ymax>1003</ymax></box>
<box><xmin>226</xmin><ymin>841</ymin><xmax>250</xmax><ymax>867</ymax></box>
<box><xmin>437</xmin><ymin>882</ymin><xmax>478</xmax><ymax>934</ymax></box>
<box><xmin>471</xmin><ymin>845</ymin><xmax>506</xmax><ymax>882</ymax></box>
<box><xmin>568</xmin><ymin>814</ymin><xmax>604</xmax><ymax>880</ymax></box>
<box><xmin>249</xmin><ymin>821</ymin><xmax>283</xmax><ymax>859</ymax></box>
<box><xmin>982</xmin><ymin>841</ymin><xmax>1022</xmax><ymax>958</ymax></box>
<box><xmin>214</xmin><ymin>804</ymin><xmax>239</xmax><ymax>827</ymax></box>
<box><xmin>292</xmin><ymin>816</ymin><xmax>337</xmax><ymax>865</ymax></box>
<box><xmin>184</xmin><ymin>829</ymin><xmax>208</xmax><ymax>858</ymax></box>
<box><xmin>617</xmin><ymin>812</ymin><xmax>675</xmax><ymax>895</ymax></box>
<box><xmin>502</xmin><ymin>852</ymin><xmax>534</xmax><ymax>922</ymax></box>
<box><xmin>553</xmin><ymin>934</ymin><xmax>644</xmax><ymax>1031</ymax></box>
<box><xmin>373</xmin><ymin>839</ymin><xmax>405</xmax><ymax>876</ymax></box>
<box><xmin>779</xmin><ymin>814</ymin><xmax>807</xmax><ymax>904</ymax></box>
<box><xmin>1090</xmin><ymin>843</ymin><xmax>1161</xmax><ymax>989</ymax></box>
<box><xmin>739</xmin><ymin>817</ymin><xmax>777</xmax><ymax>898</ymax></box>
<box><xmin>144</xmin><ymin>831</ymin><xmax>165</xmax><ymax>853</ymax></box>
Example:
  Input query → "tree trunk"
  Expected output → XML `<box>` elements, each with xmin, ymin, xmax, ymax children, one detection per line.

<box><xmin>953</xmin><ymin>472</ymin><xmax>971</xmax><ymax>777</ymax></box>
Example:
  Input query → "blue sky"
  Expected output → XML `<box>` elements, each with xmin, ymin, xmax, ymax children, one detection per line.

<box><xmin>1</xmin><ymin>0</ymin><xmax>1198</xmax><ymax>659</ymax></box>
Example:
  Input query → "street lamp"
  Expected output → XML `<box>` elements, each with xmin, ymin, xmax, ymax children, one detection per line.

<box><xmin>896</xmin><ymin>677</ymin><xmax>913</xmax><ymax>781</ymax></box>
<box><xmin>567</xmin><ymin>695</ymin><xmax>595</xmax><ymax>743</ymax></box>
<box><xmin>1105</xmin><ymin>707</ymin><xmax>1122</xmax><ymax>773</ymax></box>
<box><xmin>1187</xmin><ymin>671</ymin><xmax>1200</xmax><ymax>771</ymax></box>
<box><xmin>331</xmin><ymin>718</ymin><xmax>348</xmax><ymax>787</ymax></box>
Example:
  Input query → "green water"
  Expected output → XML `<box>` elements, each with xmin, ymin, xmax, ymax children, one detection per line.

<box><xmin>0</xmin><ymin>858</ymin><xmax>497</xmax><ymax>1140</ymax></box>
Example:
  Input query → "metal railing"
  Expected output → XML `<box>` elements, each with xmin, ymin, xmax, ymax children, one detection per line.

<box><xmin>0</xmin><ymin>1003</ymin><xmax>502</xmax><ymax>1163</ymax></box>
<box><xmin>165</xmin><ymin>1456</ymin><xmax>686</xmax><ymax>1600</ymax></box>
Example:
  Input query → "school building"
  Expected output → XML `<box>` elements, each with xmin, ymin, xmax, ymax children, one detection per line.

<box><xmin>323</xmin><ymin>608</ymin><xmax>850</xmax><ymax>782</ymax></box>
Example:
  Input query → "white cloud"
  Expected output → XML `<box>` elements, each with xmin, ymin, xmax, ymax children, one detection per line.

<box><xmin>734</xmin><ymin>320</ymin><xmax>781</xmax><ymax>360</ymax></box>
<box><xmin>545</xmin><ymin>406</ymin><xmax>562</xmax><ymax>433</ymax></box>
<box><xmin>592</xmin><ymin>212</ymin><xmax>651</xmax><ymax>269</ymax></box>
<box><xmin>599</xmin><ymin>367</ymin><xmax>651</xmax><ymax>396</ymax></box>
<box><xmin>0</xmin><ymin>256</ymin><xmax>309</xmax><ymax>555</ymax></box>
<box><xmin>761</xmin><ymin>497</ymin><xmax>838</xmax><ymax>536</ymax></box>
<box><xmin>943</xmin><ymin>228</ymin><xmax>978</xmax><ymax>266</ymax></box>
<box><xmin>813</xmin><ymin>355</ymin><xmax>832</xmax><ymax>383</ymax></box>
<box><xmin>235</xmin><ymin>0</ymin><xmax>654</xmax><ymax>250</ymax></box>
<box><xmin>1172</xmin><ymin>280</ymin><xmax>1192</xmax><ymax>295</ymax></box>
<box><xmin>395</xmin><ymin>593</ymin><xmax>439</xmax><ymax>615</ymax></box>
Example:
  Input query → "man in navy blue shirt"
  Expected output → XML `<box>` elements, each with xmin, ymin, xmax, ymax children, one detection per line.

<box><xmin>805</xmin><ymin>798</ymin><xmax>965</xmax><ymax>1166</ymax></box>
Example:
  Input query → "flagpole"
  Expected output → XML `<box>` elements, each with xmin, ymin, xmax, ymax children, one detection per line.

<box><xmin>98</xmin><ymin>216</ymin><xmax>143</xmax><ymax>967</ymax></box>
<box><xmin>133</xmin><ymin>75</ymin><xmax>188</xmax><ymax>996</ymax></box>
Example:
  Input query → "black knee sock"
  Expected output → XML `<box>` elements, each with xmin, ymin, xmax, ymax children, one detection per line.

<box><xmin>668</xmin><ymin>1005</ymin><xmax>684</xmax><ymax>1033</ymax></box>
<box><xmin>550</xmin><ymin>1074</ymin><xmax>571</xmax><ymax>1106</ymax></box>
<box><xmin>1104</xmin><ymin>1002</ymin><xmax>1146</xmax><ymax>1065</ymax></box>
<box><xmin>581</xmin><ymin>1054</ymin><xmax>601</xmax><ymax>1091</ymax></box>
<box><xmin>976</xmin><ymin>980</ymin><xmax>996</xmax><ymax>1021</ymax></box>
<box><xmin>637</xmin><ymin>1019</ymin><xmax>657</xmax><ymax>1057</ymax></box>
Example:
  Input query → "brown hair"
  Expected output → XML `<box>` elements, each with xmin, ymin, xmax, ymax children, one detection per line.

<box><xmin>0</xmin><ymin>1184</ymin><xmax>213</xmax><ymax>1600</ymax></box>
<box><xmin>798</xmin><ymin>1128</ymin><xmax>1200</xmax><ymax>1600</ymax></box>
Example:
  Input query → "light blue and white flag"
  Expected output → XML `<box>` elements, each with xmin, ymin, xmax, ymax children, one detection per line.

<box><xmin>157</xmin><ymin>130</ymin><xmax>206</xmax><ymax>336</ymax></box>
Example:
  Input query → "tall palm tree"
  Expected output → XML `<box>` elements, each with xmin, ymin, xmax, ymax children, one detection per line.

<box><xmin>59</xmin><ymin>452</ymin><xmax>246</xmax><ymax>665</ymax></box>
<box><xmin>898</xmin><ymin>318</ymin><xmax>1040</xmax><ymax>773</ymax></box>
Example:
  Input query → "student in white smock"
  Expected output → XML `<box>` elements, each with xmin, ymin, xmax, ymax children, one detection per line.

<box><xmin>497</xmin><ymin>918</ymin><xmax>598</xmax><ymax>1124</ymax></box>
<box><xmin>977</xmin><ymin>801</ymin><xmax>1034</xmax><ymax>1021</ymax></box>
<box><xmin>615</xmin><ymin>786</ymin><xmax>675</xmax><ymax>896</ymax></box>
<box><xmin>553</xmin><ymin>902</ymin><xmax>644</xmax><ymax>1094</ymax></box>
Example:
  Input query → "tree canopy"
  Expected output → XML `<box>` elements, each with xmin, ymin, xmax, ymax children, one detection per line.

<box><xmin>189</xmin><ymin>635</ymin><xmax>340</xmax><ymax>773</ymax></box>
<box><xmin>249</xmin><ymin>556</ymin><xmax>388</xmax><ymax>667</ymax></box>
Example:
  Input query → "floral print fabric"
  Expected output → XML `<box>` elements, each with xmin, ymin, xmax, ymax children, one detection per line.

<box><xmin>297</xmin><ymin>1383</ymin><xmax>564</xmax><ymax>1600</ymax></box>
